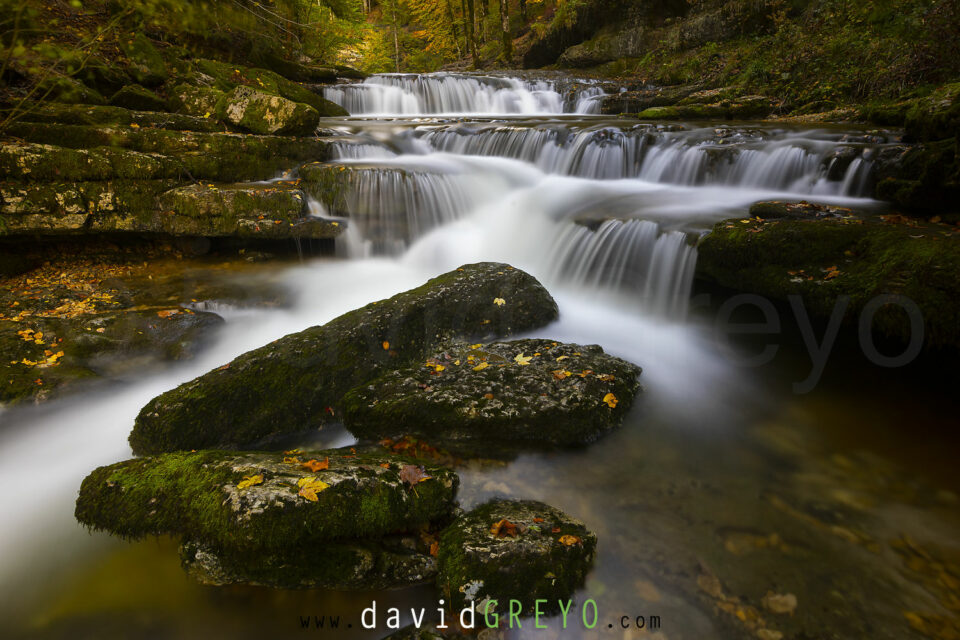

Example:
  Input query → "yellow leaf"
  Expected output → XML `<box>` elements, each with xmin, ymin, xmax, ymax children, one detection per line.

<box><xmin>473</xmin><ymin>362</ymin><xmax>489</xmax><ymax>372</ymax></box>
<box><xmin>603</xmin><ymin>393</ymin><xmax>618</xmax><ymax>408</ymax></box>
<box><xmin>556</xmin><ymin>355</ymin><xmax>569</xmax><ymax>362</ymax></box>
<box><xmin>493</xmin><ymin>298</ymin><xmax>506</xmax><ymax>307</ymax></box>
<box><xmin>203</xmin><ymin>111</ymin><xmax>211</xmax><ymax>118</ymax></box>
<box><xmin>297</xmin><ymin>477</ymin><xmax>329</xmax><ymax>501</ymax></box>
<box><xmin>237</xmin><ymin>474</ymin><xmax>264</xmax><ymax>489</ymax></box>
<box><xmin>469</xmin><ymin>344</ymin><xmax>482</xmax><ymax>349</ymax></box>
<box><xmin>514</xmin><ymin>353</ymin><xmax>533</xmax><ymax>366</ymax></box>
<box><xmin>559</xmin><ymin>534</ymin><xmax>583</xmax><ymax>546</ymax></box>
<box><xmin>382</xmin><ymin>341</ymin><xmax>390</xmax><ymax>350</ymax></box>
<box><xmin>301</xmin><ymin>457</ymin><xmax>329</xmax><ymax>472</ymax></box>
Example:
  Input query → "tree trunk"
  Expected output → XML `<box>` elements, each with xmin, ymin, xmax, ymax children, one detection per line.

<box><xmin>466</xmin><ymin>0</ymin><xmax>480</xmax><ymax>68</ymax></box>
<box><xmin>519</xmin><ymin>0</ymin><xmax>526</xmax><ymax>22</ymax></box>
<box><xmin>499</xmin><ymin>0</ymin><xmax>512</xmax><ymax>66</ymax></box>
<box><xmin>445</xmin><ymin>0</ymin><xmax>463</xmax><ymax>59</ymax></box>
<box><xmin>479</xmin><ymin>0</ymin><xmax>489</xmax><ymax>44</ymax></box>
<box><xmin>391</xmin><ymin>2</ymin><xmax>401</xmax><ymax>73</ymax></box>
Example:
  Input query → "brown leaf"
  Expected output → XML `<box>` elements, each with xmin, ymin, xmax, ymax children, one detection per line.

<box><xmin>558</xmin><ymin>534</ymin><xmax>582</xmax><ymax>546</ymax></box>
<box><xmin>399</xmin><ymin>464</ymin><xmax>431</xmax><ymax>487</ymax></box>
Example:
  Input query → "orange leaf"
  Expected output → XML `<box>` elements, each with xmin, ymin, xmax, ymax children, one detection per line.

<box><xmin>559</xmin><ymin>534</ymin><xmax>582</xmax><ymax>546</ymax></box>
<box><xmin>490</xmin><ymin>519</ymin><xmax>519</xmax><ymax>538</ymax></box>
<box><xmin>301</xmin><ymin>457</ymin><xmax>329</xmax><ymax>472</ymax></box>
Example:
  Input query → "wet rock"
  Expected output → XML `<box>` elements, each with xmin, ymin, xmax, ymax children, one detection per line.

<box><xmin>180</xmin><ymin>534</ymin><xmax>437</xmax><ymax>590</ymax></box>
<box><xmin>75</xmin><ymin>447</ymin><xmax>459</xmax><ymax>551</ymax></box>
<box><xmin>437</xmin><ymin>500</ymin><xmax>597</xmax><ymax>615</ymax></box>
<box><xmin>130</xmin><ymin>263</ymin><xmax>559</xmax><ymax>454</ymax></box>
<box><xmin>696</xmin><ymin>217</ymin><xmax>960</xmax><ymax>349</ymax></box>
<box><xmin>109</xmin><ymin>84</ymin><xmax>167</xmax><ymax>112</ymax></box>
<box><xmin>216</xmin><ymin>85</ymin><xmax>320</xmax><ymax>136</ymax></box>
<box><xmin>3</xmin><ymin>124</ymin><xmax>338</xmax><ymax>182</ymax></box>
<box><xmin>343</xmin><ymin>339</ymin><xmax>641</xmax><ymax>452</ymax></box>
<box><xmin>823</xmin><ymin>146</ymin><xmax>861</xmax><ymax>181</ymax></box>
<box><xmin>155</xmin><ymin>183</ymin><xmax>339</xmax><ymax>239</ymax></box>
<box><xmin>749</xmin><ymin>201</ymin><xmax>853</xmax><ymax>220</ymax></box>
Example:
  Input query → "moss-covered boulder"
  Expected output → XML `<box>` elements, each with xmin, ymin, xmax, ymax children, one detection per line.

<box><xmin>37</xmin><ymin>75</ymin><xmax>106</xmax><ymax>106</ymax></box>
<box><xmin>130</xmin><ymin>263</ymin><xmax>559</xmax><ymax>454</ymax></box>
<box><xmin>195</xmin><ymin>58</ymin><xmax>347</xmax><ymax>117</ymax></box>
<box><xmin>749</xmin><ymin>201</ymin><xmax>853</xmax><ymax>220</ymax></box>
<box><xmin>873</xmin><ymin>140</ymin><xmax>960</xmax><ymax>214</ymax></box>
<box><xmin>6</xmin><ymin>102</ymin><xmax>223</xmax><ymax>132</ymax></box>
<box><xmin>437</xmin><ymin>500</ymin><xmax>597</xmax><ymax>615</ymax></box>
<box><xmin>154</xmin><ymin>182</ymin><xmax>338</xmax><ymax>239</ymax></box>
<box><xmin>343</xmin><ymin>339</ymin><xmax>641</xmax><ymax>452</ymax></box>
<box><xmin>216</xmin><ymin>85</ymin><xmax>320</xmax><ymax>136</ymax></box>
<box><xmin>75</xmin><ymin>448</ymin><xmax>459</xmax><ymax>551</ymax></box>
<box><xmin>696</xmin><ymin>216</ymin><xmax>960</xmax><ymax>349</ymax></box>
<box><xmin>4</xmin><ymin>124</ymin><xmax>338</xmax><ymax>182</ymax></box>
<box><xmin>179</xmin><ymin>534</ymin><xmax>437</xmax><ymax>589</ymax></box>
<box><xmin>119</xmin><ymin>33</ymin><xmax>168</xmax><ymax>87</ymax></box>
<box><xmin>109</xmin><ymin>84</ymin><xmax>167</xmax><ymax>112</ymax></box>
<box><xmin>168</xmin><ymin>83</ymin><xmax>225</xmax><ymax>118</ymax></box>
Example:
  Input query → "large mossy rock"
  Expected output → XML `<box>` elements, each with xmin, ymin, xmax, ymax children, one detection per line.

<box><xmin>118</xmin><ymin>33</ymin><xmax>168</xmax><ymax>87</ymax></box>
<box><xmin>130</xmin><ymin>263</ymin><xmax>560</xmax><ymax>454</ymax></box>
<box><xmin>7</xmin><ymin>102</ymin><xmax>224</xmax><ymax>132</ymax></box>
<box><xmin>179</xmin><ymin>534</ymin><xmax>437</xmax><ymax>590</ymax></box>
<box><xmin>437</xmin><ymin>500</ymin><xmax>597</xmax><ymax>615</ymax></box>
<box><xmin>75</xmin><ymin>447</ymin><xmax>459</xmax><ymax>552</ymax></box>
<box><xmin>108</xmin><ymin>84</ymin><xmax>167</xmax><ymax>112</ymax></box>
<box><xmin>696</xmin><ymin>216</ymin><xmax>960</xmax><ymax>349</ymax></box>
<box><xmin>343</xmin><ymin>339</ymin><xmax>641</xmax><ymax>451</ymax></box>
<box><xmin>216</xmin><ymin>85</ymin><xmax>320</xmax><ymax>136</ymax></box>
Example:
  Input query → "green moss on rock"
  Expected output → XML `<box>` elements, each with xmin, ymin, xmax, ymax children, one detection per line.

<box><xmin>179</xmin><ymin>534</ymin><xmax>437</xmax><ymax>589</ymax></box>
<box><xmin>437</xmin><ymin>500</ymin><xmax>597</xmax><ymax>615</ymax></box>
<box><xmin>342</xmin><ymin>339</ymin><xmax>641</xmax><ymax>452</ymax></box>
<box><xmin>119</xmin><ymin>33</ymin><xmax>168</xmax><ymax>87</ymax></box>
<box><xmin>109</xmin><ymin>85</ymin><xmax>167</xmax><ymax>112</ymax></box>
<box><xmin>75</xmin><ymin>448</ymin><xmax>459</xmax><ymax>552</ymax></box>
<box><xmin>215</xmin><ymin>85</ymin><xmax>320</xmax><ymax>136</ymax></box>
<box><xmin>696</xmin><ymin>216</ymin><xmax>960</xmax><ymax>349</ymax></box>
<box><xmin>129</xmin><ymin>263</ymin><xmax>559</xmax><ymax>454</ymax></box>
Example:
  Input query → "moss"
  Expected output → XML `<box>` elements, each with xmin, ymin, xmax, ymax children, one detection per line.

<box><xmin>195</xmin><ymin>59</ymin><xmax>347</xmax><ymax>117</ymax></box>
<box><xmin>873</xmin><ymin>139</ymin><xmax>960</xmax><ymax>213</ymax></box>
<box><xmin>36</xmin><ymin>76</ymin><xmax>106</xmax><ymax>106</ymax></box>
<box><xmin>4</xmin><ymin>124</ymin><xmax>338</xmax><ymax>182</ymax></box>
<box><xmin>129</xmin><ymin>263</ymin><xmax>560</xmax><ymax>454</ymax></box>
<box><xmin>696</xmin><ymin>216</ymin><xmax>960</xmax><ymax>349</ymax></box>
<box><xmin>119</xmin><ymin>33</ymin><xmax>168</xmax><ymax>87</ymax></box>
<box><xmin>215</xmin><ymin>85</ymin><xmax>320</xmax><ymax>136</ymax></box>
<box><xmin>6</xmin><ymin>102</ymin><xmax>224</xmax><ymax>132</ymax></box>
<box><xmin>437</xmin><ymin>500</ymin><xmax>597</xmax><ymax>615</ymax></box>
<box><xmin>109</xmin><ymin>85</ymin><xmax>167</xmax><ymax>113</ymax></box>
<box><xmin>167</xmin><ymin>83</ymin><xmax>225</xmax><ymax>118</ymax></box>
<box><xmin>179</xmin><ymin>533</ymin><xmax>437</xmax><ymax>589</ymax></box>
<box><xmin>342</xmin><ymin>339</ymin><xmax>641</xmax><ymax>453</ymax></box>
<box><xmin>75</xmin><ymin>448</ymin><xmax>459</xmax><ymax>552</ymax></box>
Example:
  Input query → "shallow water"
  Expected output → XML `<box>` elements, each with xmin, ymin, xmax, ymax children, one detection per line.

<box><xmin>3</xmin><ymin>74</ymin><xmax>959</xmax><ymax>639</ymax></box>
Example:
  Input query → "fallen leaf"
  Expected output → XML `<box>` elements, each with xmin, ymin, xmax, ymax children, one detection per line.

<box><xmin>493</xmin><ymin>298</ymin><xmax>506</xmax><ymax>306</ymax></box>
<box><xmin>469</xmin><ymin>343</ymin><xmax>482</xmax><ymax>349</ymax></box>
<box><xmin>297</xmin><ymin>477</ymin><xmax>329</xmax><ymax>501</ymax></box>
<box><xmin>157</xmin><ymin>309</ymin><xmax>181</xmax><ymax>318</ymax></box>
<box><xmin>429</xmin><ymin>541</ymin><xmax>439</xmax><ymax>556</ymax></box>
<box><xmin>483</xmin><ymin>393</ymin><xmax>495</xmax><ymax>400</ymax></box>
<box><xmin>283</xmin><ymin>456</ymin><xmax>301</xmax><ymax>464</ymax></box>
<box><xmin>552</xmin><ymin>369</ymin><xmax>571</xmax><ymax>380</ymax></box>
<box><xmin>490</xmin><ymin>518</ymin><xmax>519</xmax><ymax>538</ymax></box>
<box><xmin>399</xmin><ymin>464</ymin><xmax>432</xmax><ymax>487</ymax></box>
<box><xmin>559</xmin><ymin>534</ymin><xmax>582</xmax><ymax>546</ymax></box>
<box><xmin>473</xmin><ymin>362</ymin><xmax>490</xmax><ymax>372</ymax></box>
<box><xmin>301</xmin><ymin>457</ymin><xmax>329</xmax><ymax>472</ymax></box>
<box><xmin>514</xmin><ymin>353</ymin><xmax>533</xmax><ymax>366</ymax></box>
<box><xmin>533</xmin><ymin>517</ymin><xmax>544</xmax><ymax>523</ymax></box>
<box><xmin>382</xmin><ymin>341</ymin><xmax>390</xmax><ymax>350</ymax></box>
<box><xmin>603</xmin><ymin>393</ymin><xmax>618</xmax><ymax>408</ymax></box>
<box><xmin>237</xmin><ymin>474</ymin><xmax>264</xmax><ymax>489</ymax></box>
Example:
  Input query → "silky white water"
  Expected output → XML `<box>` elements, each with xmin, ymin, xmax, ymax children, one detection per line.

<box><xmin>0</xmin><ymin>73</ymin><xmax>898</xmax><ymax>630</ymax></box>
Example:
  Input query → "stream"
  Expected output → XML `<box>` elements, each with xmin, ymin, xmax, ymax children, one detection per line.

<box><xmin>2</xmin><ymin>73</ymin><xmax>958</xmax><ymax>640</ymax></box>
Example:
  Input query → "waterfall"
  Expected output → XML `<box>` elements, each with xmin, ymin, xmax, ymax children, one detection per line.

<box><xmin>324</xmin><ymin>72</ymin><xmax>607</xmax><ymax>116</ymax></box>
<box><xmin>544</xmin><ymin>219</ymin><xmax>698</xmax><ymax>318</ymax></box>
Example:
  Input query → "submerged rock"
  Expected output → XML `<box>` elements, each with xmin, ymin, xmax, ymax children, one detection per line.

<box><xmin>343</xmin><ymin>339</ymin><xmax>641</xmax><ymax>452</ymax></box>
<box><xmin>180</xmin><ymin>534</ymin><xmax>437</xmax><ymax>590</ymax></box>
<box><xmin>437</xmin><ymin>500</ymin><xmax>597</xmax><ymax>615</ymax></box>
<box><xmin>75</xmin><ymin>447</ymin><xmax>459</xmax><ymax>552</ymax></box>
<box><xmin>130</xmin><ymin>263</ymin><xmax>559</xmax><ymax>454</ymax></box>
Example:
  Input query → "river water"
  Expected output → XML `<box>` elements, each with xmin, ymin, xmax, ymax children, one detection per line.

<box><xmin>2</xmin><ymin>73</ymin><xmax>958</xmax><ymax>639</ymax></box>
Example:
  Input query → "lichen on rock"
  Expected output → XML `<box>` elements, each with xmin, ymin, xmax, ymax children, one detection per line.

<box><xmin>342</xmin><ymin>339</ymin><xmax>642</xmax><ymax>452</ymax></box>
